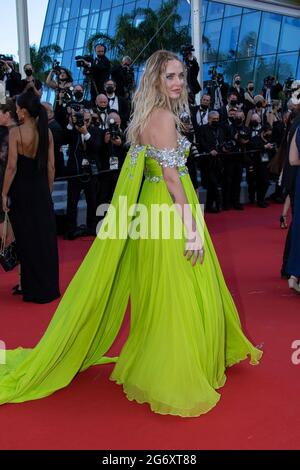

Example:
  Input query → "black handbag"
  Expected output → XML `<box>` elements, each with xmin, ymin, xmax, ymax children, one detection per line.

<box><xmin>0</xmin><ymin>212</ymin><xmax>19</xmax><ymax>272</ymax></box>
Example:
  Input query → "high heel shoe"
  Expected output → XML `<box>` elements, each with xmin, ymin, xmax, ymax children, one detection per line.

<box><xmin>280</xmin><ymin>215</ymin><xmax>288</xmax><ymax>229</ymax></box>
<box><xmin>288</xmin><ymin>277</ymin><xmax>300</xmax><ymax>293</ymax></box>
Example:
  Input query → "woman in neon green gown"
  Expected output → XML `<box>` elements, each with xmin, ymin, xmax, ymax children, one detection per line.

<box><xmin>0</xmin><ymin>51</ymin><xmax>262</xmax><ymax>417</ymax></box>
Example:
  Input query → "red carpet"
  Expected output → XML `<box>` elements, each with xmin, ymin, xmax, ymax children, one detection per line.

<box><xmin>0</xmin><ymin>204</ymin><xmax>299</xmax><ymax>450</ymax></box>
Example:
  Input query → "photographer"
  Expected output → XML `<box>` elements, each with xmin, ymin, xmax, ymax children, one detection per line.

<box><xmin>222</xmin><ymin>112</ymin><xmax>249</xmax><ymax>210</ymax></box>
<box><xmin>229</xmin><ymin>74</ymin><xmax>245</xmax><ymax>106</ymax></box>
<box><xmin>0</xmin><ymin>56</ymin><xmax>22</xmax><ymax>98</ymax></box>
<box><xmin>180</xmin><ymin>45</ymin><xmax>201</xmax><ymax>98</ymax></box>
<box><xmin>104</xmin><ymin>79</ymin><xmax>129</xmax><ymax>130</ymax></box>
<box><xmin>64</xmin><ymin>109</ymin><xmax>101</xmax><ymax>239</ymax></box>
<box><xmin>68</xmin><ymin>84</ymin><xmax>91</xmax><ymax>111</ymax></box>
<box><xmin>84</xmin><ymin>44</ymin><xmax>111</xmax><ymax>104</ymax></box>
<box><xmin>111</xmin><ymin>56</ymin><xmax>135</xmax><ymax>100</ymax></box>
<box><xmin>98</xmin><ymin>111</ymin><xmax>127</xmax><ymax>208</ymax></box>
<box><xmin>46</xmin><ymin>64</ymin><xmax>73</xmax><ymax>128</ymax></box>
<box><xmin>251</xmin><ymin>124</ymin><xmax>276</xmax><ymax>208</ymax></box>
<box><xmin>20</xmin><ymin>63</ymin><xmax>43</xmax><ymax>97</ymax></box>
<box><xmin>198</xmin><ymin>111</ymin><xmax>226</xmax><ymax>213</ymax></box>
<box><xmin>206</xmin><ymin>68</ymin><xmax>229</xmax><ymax>110</ymax></box>
<box><xmin>261</xmin><ymin>76</ymin><xmax>283</xmax><ymax>108</ymax></box>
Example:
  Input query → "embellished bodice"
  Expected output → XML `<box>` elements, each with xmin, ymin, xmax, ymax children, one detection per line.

<box><xmin>130</xmin><ymin>136</ymin><xmax>191</xmax><ymax>183</ymax></box>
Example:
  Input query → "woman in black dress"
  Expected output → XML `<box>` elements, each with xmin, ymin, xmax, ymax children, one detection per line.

<box><xmin>2</xmin><ymin>92</ymin><xmax>60</xmax><ymax>303</ymax></box>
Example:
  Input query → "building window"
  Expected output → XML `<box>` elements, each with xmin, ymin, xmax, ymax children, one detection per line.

<box><xmin>218</xmin><ymin>15</ymin><xmax>241</xmax><ymax>60</ymax></box>
<box><xmin>204</xmin><ymin>20</ymin><xmax>222</xmax><ymax>61</ymax></box>
<box><xmin>98</xmin><ymin>9</ymin><xmax>110</xmax><ymax>32</ymax></box>
<box><xmin>276</xmin><ymin>52</ymin><xmax>299</xmax><ymax>82</ymax></box>
<box><xmin>238</xmin><ymin>12</ymin><xmax>261</xmax><ymax>58</ymax></box>
<box><xmin>257</xmin><ymin>12</ymin><xmax>282</xmax><ymax>55</ymax></box>
<box><xmin>224</xmin><ymin>5</ymin><xmax>242</xmax><ymax>17</ymax></box>
<box><xmin>207</xmin><ymin>2</ymin><xmax>224</xmax><ymax>21</ymax></box>
<box><xmin>75</xmin><ymin>16</ymin><xmax>89</xmax><ymax>49</ymax></box>
<box><xmin>279</xmin><ymin>17</ymin><xmax>300</xmax><ymax>53</ymax></box>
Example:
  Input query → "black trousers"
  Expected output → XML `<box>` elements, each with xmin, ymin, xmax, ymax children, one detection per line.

<box><xmin>254</xmin><ymin>161</ymin><xmax>270</xmax><ymax>204</ymax></box>
<box><xmin>66</xmin><ymin>176</ymin><xmax>99</xmax><ymax>233</ymax></box>
<box><xmin>222</xmin><ymin>158</ymin><xmax>243</xmax><ymax>208</ymax></box>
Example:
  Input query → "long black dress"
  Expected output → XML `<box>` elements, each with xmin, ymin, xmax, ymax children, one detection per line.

<box><xmin>9</xmin><ymin>154</ymin><xmax>60</xmax><ymax>303</ymax></box>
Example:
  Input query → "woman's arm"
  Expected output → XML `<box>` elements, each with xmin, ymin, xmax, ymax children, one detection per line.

<box><xmin>146</xmin><ymin>109</ymin><xmax>204</xmax><ymax>266</ymax></box>
<box><xmin>2</xmin><ymin>128</ymin><xmax>18</xmax><ymax>212</ymax></box>
<box><xmin>289</xmin><ymin>128</ymin><xmax>300</xmax><ymax>166</ymax></box>
<box><xmin>46</xmin><ymin>70</ymin><xmax>58</xmax><ymax>89</ymax></box>
<box><xmin>48</xmin><ymin>130</ymin><xmax>55</xmax><ymax>191</ymax></box>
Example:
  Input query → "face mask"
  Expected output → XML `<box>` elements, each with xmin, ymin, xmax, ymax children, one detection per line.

<box><xmin>248</xmin><ymin>86</ymin><xmax>254</xmax><ymax>92</ymax></box>
<box><xmin>230</xmin><ymin>100</ymin><xmax>238</xmax><ymax>107</ymax></box>
<box><xmin>201</xmin><ymin>104</ymin><xmax>208</xmax><ymax>110</ymax></box>
<box><xmin>228</xmin><ymin>116</ymin><xmax>235</xmax><ymax>123</ymax></box>
<box><xmin>97</xmin><ymin>106</ymin><xmax>107</xmax><ymax>112</ymax></box>
<box><xmin>211</xmin><ymin>121</ymin><xmax>219</xmax><ymax>128</ymax></box>
<box><xmin>74</xmin><ymin>91</ymin><xmax>84</xmax><ymax>100</ymax></box>
<box><xmin>256</xmin><ymin>102</ymin><xmax>262</xmax><ymax>108</ymax></box>
<box><xmin>25</xmin><ymin>69</ymin><xmax>33</xmax><ymax>77</ymax></box>
<box><xmin>106</xmin><ymin>86</ymin><xmax>114</xmax><ymax>94</ymax></box>
<box><xmin>235</xmin><ymin>80</ymin><xmax>241</xmax><ymax>85</ymax></box>
<box><xmin>250</xmin><ymin>121</ymin><xmax>259</xmax><ymax>128</ymax></box>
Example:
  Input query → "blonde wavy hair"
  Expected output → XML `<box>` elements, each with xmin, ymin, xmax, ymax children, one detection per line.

<box><xmin>127</xmin><ymin>50</ymin><xmax>188</xmax><ymax>144</ymax></box>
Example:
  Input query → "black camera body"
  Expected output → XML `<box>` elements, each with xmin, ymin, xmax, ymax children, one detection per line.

<box><xmin>180</xmin><ymin>45</ymin><xmax>195</xmax><ymax>60</ymax></box>
<box><xmin>52</xmin><ymin>59</ymin><xmax>61</xmax><ymax>75</ymax></box>
<box><xmin>74</xmin><ymin>111</ymin><xmax>85</xmax><ymax>128</ymax></box>
<box><xmin>237</xmin><ymin>128</ymin><xmax>251</xmax><ymax>142</ymax></box>
<box><xmin>108</xmin><ymin>118</ymin><xmax>121</xmax><ymax>141</ymax></box>
<box><xmin>60</xmin><ymin>87</ymin><xmax>74</xmax><ymax>107</ymax></box>
<box><xmin>75</xmin><ymin>55</ymin><xmax>93</xmax><ymax>76</ymax></box>
<box><xmin>223</xmin><ymin>140</ymin><xmax>237</xmax><ymax>153</ymax></box>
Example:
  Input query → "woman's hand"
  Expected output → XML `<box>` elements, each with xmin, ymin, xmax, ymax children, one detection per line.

<box><xmin>184</xmin><ymin>231</ymin><xmax>205</xmax><ymax>267</ymax></box>
<box><xmin>2</xmin><ymin>194</ymin><xmax>9</xmax><ymax>213</ymax></box>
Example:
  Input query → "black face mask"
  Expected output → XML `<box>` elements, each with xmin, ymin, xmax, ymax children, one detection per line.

<box><xmin>74</xmin><ymin>91</ymin><xmax>84</xmax><ymax>100</ymax></box>
<box><xmin>256</xmin><ymin>102</ymin><xmax>262</xmax><ymax>108</ymax></box>
<box><xmin>265</xmin><ymin>133</ymin><xmax>272</xmax><ymax>141</ymax></box>
<box><xmin>97</xmin><ymin>54</ymin><xmax>103</xmax><ymax>60</ymax></box>
<box><xmin>25</xmin><ymin>69</ymin><xmax>33</xmax><ymax>77</ymax></box>
<box><xmin>235</xmin><ymin>80</ymin><xmax>241</xmax><ymax>85</ymax></box>
<box><xmin>211</xmin><ymin>121</ymin><xmax>219</xmax><ymax>128</ymax></box>
<box><xmin>230</xmin><ymin>100</ymin><xmax>238</xmax><ymax>107</ymax></box>
<box><xmin>248</xmin><ymin>86</ymin><xmax>254</xmax><ymax>92</ymax></box>
<box><xmin>250</xmin><ymin>121</ymin><xmax>259</xmax><ymax>128</ymax></box>
<box><xmin>201</xmin><ymin>104</ymin><xmax>208</xmax><ymax>110</ymax></box>
<box><xmin>106</xmin><ymin>86</ymin><xmax>114</xmax><ymax>95</ymax></box>
<box><xmin>97</xmin><ymin>106</ymin><xmax>107</xmax><ymax>113</ymax></box>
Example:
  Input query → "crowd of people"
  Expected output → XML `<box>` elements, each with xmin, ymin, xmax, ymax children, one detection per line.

<box><xmin>0</xmin><ymin>46</ymin><xmax>300</xmax><ymax>303</ymax></box>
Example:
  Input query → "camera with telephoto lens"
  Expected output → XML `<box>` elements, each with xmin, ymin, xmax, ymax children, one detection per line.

<box><xmin>179</xmin><ymin>109</ymin><xmax>192</xmax><ymax>125</ymax></box>
<box><xmin>189</xmin><ymin>143</ymin><xmax>201</xmax><ymax>160</ymax></box>
<box><xmin>180</xmin><ymin>45</ymin><xmax>195</xmax><ymax>61</ymax></box>
<box><xmin>75</xmin><ymin>55</ymin><xmax>93</xmax><ymax>76</ymax></box>
<box><xmin>52</xmin><ymin>59</ymin><xmax>62</xmax><ymax>75</ymax></box>
<box><xmin>60</xmin><ymin>87</ymin><xmax>74</xmax><ymax>107</ymax></box>
<box><xmin>0</xmin><ymin>54</ymin><xmax>13</xmax><ymax>70</ymax></box>
<box><xmin>223</xmin><ymin>140</ymin><xmax>237</xmax><ymax>153</ymax></box>
<box><xmin>237</xmin><ymin>127</ymin><xmax>251</xmax><ymax>142</ymax></box>
<box><xmin>108</xmin><ymin>118</ymin><xmax>121</xmax><ymax>141</ymax></box>
<box><xmin>74</xmin><ymin>111</ymin><xmax>85</xmax><ymax>128</ymax></box>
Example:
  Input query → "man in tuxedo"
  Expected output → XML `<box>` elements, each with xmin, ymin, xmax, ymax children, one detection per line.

<box><xmin>88</xmin><ymin>44</ymin><xmax>111</xmax><ymax>104</ymax></box>
<box><xmin>104</xmin><ymin>79</ymin><xmax>130</xmax><ymax>130</ymax></box>
<box><xmin>94</xmin><ymin>94</ymin><xmax>110</xmax><ymax>130</ymax></box>
<box><xmin>191</xmin><ymin>94</ymin><xmax>211</xmax><ymax>134</ymax></box>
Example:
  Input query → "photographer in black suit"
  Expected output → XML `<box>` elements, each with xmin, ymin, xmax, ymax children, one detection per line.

<box><xmin>64</xmin><ymin>109</ymin><xmax>102</xmax><ymax>238</ymax></box>
<box><xmin>0</xmin><ymin>57</ymin><xmax>22</xmax><ymax>98</ymax></box>
<box><xmin>104</xmin><ymin>79</ymin><xmax>130</xmax><ymax>130</ymax></box>
<box><xmin>86</xmin><ymin>44</ymin><xmax>111</xmax><ymax>104</ymax></box>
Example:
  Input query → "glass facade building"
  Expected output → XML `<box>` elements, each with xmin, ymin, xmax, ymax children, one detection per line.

<box><xmin>41</xmin><ymin>0</ymin><xmax>300</xmax><ymax>92</ymax></box>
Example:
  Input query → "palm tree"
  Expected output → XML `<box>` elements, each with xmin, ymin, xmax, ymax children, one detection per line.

<box><xmin>86</xmin><ymin>0</ymin><xmax>190</xmax><ymax>65</ymax></box>
<box><xmin>30</xmin><ymin>44</ymin><xmax>62</xmax><ymax>82</ymax></box>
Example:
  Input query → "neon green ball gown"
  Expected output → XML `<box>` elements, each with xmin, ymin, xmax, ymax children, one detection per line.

<box><xmin>0</xmin><ymin>137</ymin><xmax>262</xmax><ymax>417</ymax></box>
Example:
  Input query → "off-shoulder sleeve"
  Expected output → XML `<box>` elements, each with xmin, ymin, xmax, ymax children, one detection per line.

<box><xmin>147</xmin><ymin>137</ymin><xmax>191</xmax><ymax>168</ymax></box>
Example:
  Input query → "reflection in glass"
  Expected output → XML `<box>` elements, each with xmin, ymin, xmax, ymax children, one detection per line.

<box><xmin>80</xmin><ymin>0</ymin><xmax>92</xmax><ymax>17</ymax></box>
<box><xmin>177</xmin><ymin>1</ymin><xmax>190</xmax><ymax>26</ymax></box>
<box><xmin>279</xmin><ymin>17</ymin><xmax>300</xmax><ymax>53</ymax></box>
<box><xmin>207</xmin><ymin>2</ymin><xmax>224</xmax><ymax>21</ymax></box>
<box><xmin>98</xmin><ymin>10</ymin><xmax>110</xmax><ymax>32</ymax></box>
<box><xmin>276</xmin><ymin>53</ymin><xmax>299</xmax><ymax>82</ymax></box>
<box><xmin>53</xmin><ymin>0</ymin><xmax>63</xmax><ymax>24</ymax></box>
<box><xmin>75</xmin><ymin>16</ymin><xmax>88</xmax><ymax>49</ymax></box>
<box><xmin>253</xmin><ymin>55</ymin><xmax>276</xmax><ymax>88</ymax></box>
<box><xmin>218</xmin><ymin>16</ymin><xmax>241</xmax><ymax>60</ymax></box>
<box><xmin>257</xmin><ymin>12</ymin><xmax>282</xmax><ymax>55</ymax></box>
<box><xmin>62</xmin><ymin>0</ymin><xmax>71</xmax><ymax>22</ymax></box>
<box><xmin>222</xmin><ymin>58</ymin><xmax>255</xmax><ymax>86</ymax></box>
<box><xmin>57</xmin><ymin>22</ymin><xmax>67</xmax><ymax>49</ymax></box>
<box><xmin>108</xmin><ymin>6</ymin><xmax>123</xmax><ymax>35</ymax></box>
<box><xmin>88</xmin><ymin>13</ymin><xmax>100</xmax><ymax>37</ymax></box>
<box><xmin>91</xmin><ymin>0</ymin><xmax>101</xmax><ymax>14</ymax></box>
<box><xmin>45</xmin><ymin>0</ymin><xmax>56</xmax><ymax>26</ymax></box>
<box><xmin>238</xmin><ymin>12</ymin><xmax>261</xmax><ymax>58</ymax></box>
<box><xmin>65</xmin><ymin>19</ymin><xmax>78</xmax><ymax>50</ymax></box>
<box><xmin>204</xmin><ymin>20</ymin><xmax>222</xmax><ymax>61</ymax></box>
<box><xmin>224</xmin><ymin>5</ymin><xmax>242</xmax><ymax>17</ymax></box>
